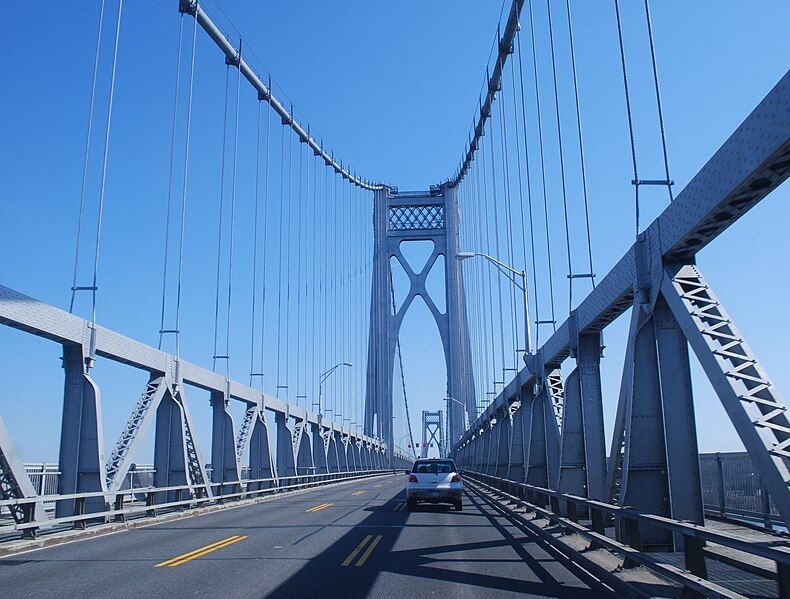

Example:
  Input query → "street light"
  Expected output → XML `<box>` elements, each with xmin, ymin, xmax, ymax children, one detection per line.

<box><xmin>456</xmin><ymin>251</ymin><xmax>532</xmax><ymax>358</ymax></box>
<box><xmin>316</xmin><ymin>361</ymin><xmax>353</xmax><ymax>419</ymax></box>
<box><xmin>445</xmin><ymin>396</ymin><xmax>468</xmax><ymax>457</ymax></box>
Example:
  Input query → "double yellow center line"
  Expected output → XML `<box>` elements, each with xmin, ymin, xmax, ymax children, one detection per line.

<box><xmin>155</xmin><ymin>535</ymin><xmax>247</xmax><ymax>568</ymax></box>
<box><xmin>351</xmin><ymin>490</ymin><xmax>366</xmax><ymax>496</ymax></box>
<box><xmin>306</xmin><ymin>502</ymin><xmax>333</xmax><ymax>513</ymax></box>
<box><xmin>341</xmin><ymin>534</ymin><xmax>383</xmax><ymax>567</ymax></box>
<box><xmin>392</xmin><ymin>502</ymin><xmax>406</xmax><ymax>512</ymax></box>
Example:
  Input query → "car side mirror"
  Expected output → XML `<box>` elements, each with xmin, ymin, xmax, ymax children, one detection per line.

<box><xmin>404</xmin><ymin>470</ymin><xmax>411</xmax><ymax>475</ymax></box>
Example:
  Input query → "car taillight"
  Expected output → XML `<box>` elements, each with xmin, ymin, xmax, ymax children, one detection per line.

<box><xmin>408</xmin><ymin>475</ymin><xmax>418</xmax><ymax>483</ymax></box>
<box><xmin>451</xmin><ymin>474</ymin><xmax>461</xmax><ymax>483</ymax></box>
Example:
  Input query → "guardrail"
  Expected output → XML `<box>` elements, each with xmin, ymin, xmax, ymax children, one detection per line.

<box><xmin>463</xmin><ymin>470</ymin><xmax>790</xmax><ymax>598</ymax></box>
<box><xmin>0</xmin><ymin>469</ymin><xmax>394</xmax><ymax>541</ymax></box>
<box><xmin>700</xmin><ymin>452</ymin><xmax>783</xmax><ymax>531</ymax></box>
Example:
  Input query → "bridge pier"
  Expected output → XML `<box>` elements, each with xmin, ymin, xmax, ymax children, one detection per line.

<box><xmin>508</xmin><ymin>394</ymin><xmax>527</xmax><ymax>482</ymax></box>
<box><xmin>275</xmin><ymin>413</ymin><xmax>296</xmax><ymax>480</ymax></box>
<box><xmin>495</xmin><ymin>409</ymin><xmax>511</xmax><ymax>479</ymax></box>
<box><xmin>152</xmin><ymin>389</ymin><xmax>189</xmax><ymax>504</ymax></box>
<box><xmin>524</xmin><ymin>371</ymin><xmax>561</xmax><ymax>497</ymax></box>
<box><xmin>617</xmin><ymin>293</ymin><xmax>703</xmax><ymax>550</ymax></box>
<box><xmin>294</xmin><ymin>420</ymin><xmax>314</xmax><ymax>476</ymax></box>
<box><xmin>336</xmin><ymin>432</ymin><xmax>349</xmax><ymax>472</ymax></box>
<box><xmin>57</xmin><ymin>344</ymin><xmax>108</xmax><ymax>518</ymax></box>
<box><xmin>248</xmin><ymin>413</ymin><xmax>275</xmax><ymax>489</ymax></box>
<box><xmin>311</xmin><ymin>424</ymin><xmax>328</xmax><ymax>474</ymax></box>
<box><xmin>327</xmin><ymin>431</ymin><xmax>340</xmax><ymax>472</ymax></box>
<box><xmin>210</xmin><ymin>391</ymin><xmax>240</xmax><ymax>496</ymax></box>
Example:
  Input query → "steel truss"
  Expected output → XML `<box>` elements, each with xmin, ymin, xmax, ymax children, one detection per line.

<box><xmin>455</xmin><ymin>70</ymin><xmax>790</xmax><ymax>538</ymax></box>
<box><xmin>0</xmin><ymin>284</ymin><xmax>397</xmax><ymax>533</ymax></box>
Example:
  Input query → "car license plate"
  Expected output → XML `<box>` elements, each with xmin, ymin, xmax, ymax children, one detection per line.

<box><xmin>429</xmin><ymin>490</ymin><xmax>440</xmax><ymax>497</ymax></box>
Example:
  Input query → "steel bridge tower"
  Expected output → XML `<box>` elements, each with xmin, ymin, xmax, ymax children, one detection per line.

<box><xmin>420</xmin><ymin>410</ymin><xmax>445</xmax><ymax>459</ymax></box>
<box><xmin>365</xmin><ymin>186</ymin><xmax>475</xmax><ymax>461</ymax></box>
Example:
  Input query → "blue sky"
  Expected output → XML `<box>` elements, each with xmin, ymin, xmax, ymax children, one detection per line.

<box><xmin>0</xmin><ymin>1</ymin><xmax>788</xmax><ymax>462</ymax></box>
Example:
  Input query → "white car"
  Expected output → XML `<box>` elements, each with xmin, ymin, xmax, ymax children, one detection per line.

<box><xmin>406</xmin><ymin>459</ymin><xmax>463</xmax><ymax>511</ymax></box>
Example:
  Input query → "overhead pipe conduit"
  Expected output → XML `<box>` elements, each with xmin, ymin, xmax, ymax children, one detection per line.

<box><xmin>179</xmin><ymin>0</ymin><xmax>384</xmax><ymax>192</ymax></box>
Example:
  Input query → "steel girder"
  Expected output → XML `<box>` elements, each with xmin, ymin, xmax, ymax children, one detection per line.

<box><xmin>459</xmin><ymin>70</ymin><xmax>790</xmax><ymax>447</ymax></box>
<box><xmin>0</xmin><ymin>285</ymin><xmax>380</xmax><ymax>446</ymax></box>
<box><xmin>57</xmin><ymin>344</ymin><xmax>108</xmax><ymax>517</ymax></box>
<box><xmin>211</xmin><ymin>391</ymin><xmax>241</xmax><ymax>495</ymax></box>
<box><xmin>311</xmin><ymin>424</ymin><xmax>329</xmax><ymax>474</ymax></box>
<box><xmin>453</xmin><ymin>70</ymin><xmax>790</xmax><ymax>531</ymax></box>
<box><xmin>0</xmin><ymin>414</ymin><xmax>47</xmax><ymax>530</ymax></box>
<box><xmin>662</xmin><ymin>264</ymin><xmax>790</xmax><ymax>525</ymax></box>
<box><xmin>248</xmin><ymin>413</ymin><xmax>275</xmax><ymax>489</ymax></box>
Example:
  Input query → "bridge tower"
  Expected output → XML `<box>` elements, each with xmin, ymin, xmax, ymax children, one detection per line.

<box><xmin>365</xmin><ymin>186</ymin><xmax>475</xmax><ymax>462</ymax></box>
<box><xmin>420</xmin><ymin>410</ymin><xmax>445</xmax><ymax>458</ymax></box>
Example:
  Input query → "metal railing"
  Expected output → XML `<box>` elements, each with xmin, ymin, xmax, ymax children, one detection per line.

<box><xmin>463</xmin><ymin>470</ymin><xmax>790</xmax><ymax>599</ymax></box>
<box><xmin>0</xmin><ymin>469</ymin><xmax>394</xmax><ymax>541</ymax></box>
<box><xmin>700</xmin><ymin>452</ymin><xmax>783</xmax><ymax>530</ymax></box>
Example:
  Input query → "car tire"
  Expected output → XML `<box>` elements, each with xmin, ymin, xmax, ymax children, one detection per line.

<box><xmin>454</xmin><ymin>501</ymin><xmax>462</xmax><ymax>511</ymax></box>
<box><xmin>407</xmin><ymin>500</ymin><xmax>417</xmax><ymax>511</ymax></box>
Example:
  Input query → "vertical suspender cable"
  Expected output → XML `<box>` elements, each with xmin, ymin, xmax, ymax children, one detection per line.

<box><xmin>212</xmin><ymin>65</ymin><xmax>231</xmax><ymax>372</ymax></box>
<box><xmin>295</xmin><ymin>141</ymin><xmax>304</xmax><ymax>405</ymax></box>
<box><xmin>644</xmin><ymin>0</ymin><xmax>674</xmax><ymax>203</ymax></box>
<box><xmin>488</xmin><ymin>115</ymin><xmax>507</xmax><ymax>389</ymax></box>
<box><xmin>515</xmin><ymin>30</ymin><xmax>541</xmax><ymax>341</ymax></box>
<box><xmin>528</xmin><ymin>0</ymin><xmax>556</xmax><ymax>341</ymax></box>
<box><xmin>174</xmin><ymin>11</ymin><xmax>198</xmax><ymax>361</ymax></box>
<box><xmin>275</xmin><ymin>125</ymin><xmax>285</xmax><ymax>395</ymax></box>
<box><xmin>614</xmin><ymin>0</ymin><xmax>640</xmax><ymax>237</ymax></box>
<box><xmin>284</xmin><ymin>132</ymin><xmax>293</xmax><ymax>399</ymax></box>
<box><xmin>158</xmin><ymin>14</ymin><xmax>184</xmax><ymax>350</ymax></box>
<box><xmin>564</xmin><ymin>0</ymin><xmax>596</xmax><ymax>289</ymax></box>
<box><xmin>249</xmin><ymin>99</ymin><xmax>262</xmax><ymax>386</ymax></box>
<box><xmin>90</xmin><ymin>0</ymin><xmax>124</xmax><ymax>331</ymax></box>
<box><xmin>546</xmin><ymin>0</ymin><xmax>574</xmax><ymax>313</ymax></box>
<box><xmin>479</xmin><ymin>132</ymin><xmax>496</xmax><ymax>402</ymax></box>
<box><xmin>70</xmin><ymin>0</ymin><xmax>106</xmax><ymax>314</ymax></box>
<box><xmin>496</xmin><ymin>59</ymin><xmax>519</xmax><ymax>370</ymax></box>
<box><xmin>224</xmin><ymin>40</ymin><xmax>242</xmax><ymax>378</ymax></box>
<box><xmin>258</xmin><ymin>86</ymin><xmax>272</xmax><ymax>390</ymax></box>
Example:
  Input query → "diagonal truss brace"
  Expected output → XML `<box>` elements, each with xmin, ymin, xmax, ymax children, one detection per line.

<box><xmin>662</xmin><ymin>264</ymin><xmax>790</xmax><ymax>524</ymax></box>
<box><xmin>106</xmin><ymin>375</ymin><xmax>168</xmax><ymax>491</ymax></box>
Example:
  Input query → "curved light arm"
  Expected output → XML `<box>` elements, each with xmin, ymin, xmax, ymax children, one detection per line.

<box><xmin>456</xmin><ymin>251</ymin><xmax>532</xmax><ymax>355</ymax></box>
<box><xmin>319</xmin><ymin>361</ymin><xmax>353</xmax><ymax>385</ymax></box>
<box><xmin>456</xmin><ymin>252</ymin><xmax>524</xmax><ymax>290</ymax></box>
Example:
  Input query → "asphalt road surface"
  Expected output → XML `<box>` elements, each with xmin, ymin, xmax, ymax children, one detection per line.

<box><xmin>0</xmin><ymin>474</ymin><xmax>614</xmax><ymax>598</ymax></box>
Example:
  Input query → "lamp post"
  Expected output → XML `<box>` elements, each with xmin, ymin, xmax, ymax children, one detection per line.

<box><xmin>316</xmin><ymin>361</ymin><xmax>353</xmax><ymax>419</ymax></box>
<box><xmin>444</xmin><ymin>396</ymin><xmax>468</xmax><ymax>457</ymax></box>
<box><xmin>456</xmin><ymin>252</ymin><xmax>532</xmax><ymax>358</ymax></box>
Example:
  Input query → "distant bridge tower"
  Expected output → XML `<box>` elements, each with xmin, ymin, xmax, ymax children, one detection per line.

<box><xmin>420</xmin><ymin>410</ymin><xmax>445</xmax><ymax>459</ymax></box>
<box><xmin>365</xmin><ymin>186</ymin><xmax>475</xmax><ymax>462</ymax></box>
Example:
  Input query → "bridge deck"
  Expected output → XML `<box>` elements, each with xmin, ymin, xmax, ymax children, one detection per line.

<box><xmin>0</xmin><ymin>474</ymin><xmax>614</xmax><ymax>598</ymax></box>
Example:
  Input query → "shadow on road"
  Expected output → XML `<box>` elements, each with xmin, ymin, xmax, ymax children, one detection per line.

<box><xmin>265</xmin><ymin>481</ymin><xmax>613</xmax><ymax>598</ymax></box>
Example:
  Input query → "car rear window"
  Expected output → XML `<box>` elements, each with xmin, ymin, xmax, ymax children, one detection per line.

<box><xmin>412</xmin><ymin>460</ymin><xmax>456</xmax><ymax>474</ymax></box>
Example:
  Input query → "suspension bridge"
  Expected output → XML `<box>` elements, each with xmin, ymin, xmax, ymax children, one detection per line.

<box><xmin>1</xmin><ymin>0</ymin><xmax>789</xmax><ymax>597</ymax></box>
